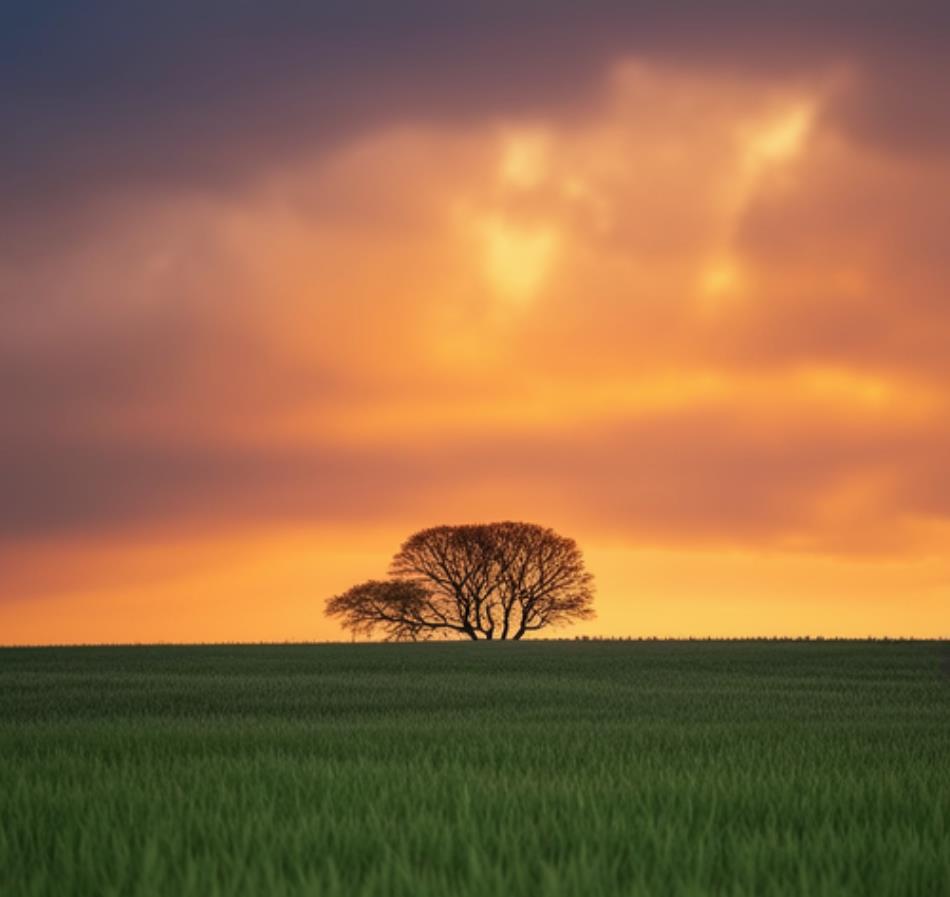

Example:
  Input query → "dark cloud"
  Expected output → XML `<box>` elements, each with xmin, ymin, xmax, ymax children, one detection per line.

<box><xmin>0</xmin><ymin>436</ymin><xmax>422</xmax><ymax>538</ymax></box>
<box><xmin>2</xmin><ymin>403</ymin><xmax>944</xmax><ymax>555</ymax></box>
<box><xmin>2</xmin><ymin>0</ymin><xmax>948</xmax><ymax>249</ymax></box>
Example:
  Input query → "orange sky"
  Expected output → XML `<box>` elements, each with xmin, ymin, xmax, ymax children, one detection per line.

<box><xmin>2</xmin><ymin>9</ymin><xmax>949</xmax><ymax>643</ymax></box>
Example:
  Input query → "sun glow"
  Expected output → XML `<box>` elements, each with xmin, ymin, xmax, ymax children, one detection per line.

<box><xmin>699</xmin><ymin>256</ymin><xmax>744</xmax><ymax>299</ymax></box>
<box><xmin>480</xmin><ymin>215</ymin><xmax>558</xmax><ymax>302</ymax></box>
<box><xmin>745</xmin><ymin>103</ymin><xmax>815</xmax><ymax>166</ymax></box>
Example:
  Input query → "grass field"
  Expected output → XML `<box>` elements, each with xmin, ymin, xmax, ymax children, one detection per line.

<box><xmin>1</xmin><ymin>640</ymin><xmax>947</xmax><ymax>896</ymax></box>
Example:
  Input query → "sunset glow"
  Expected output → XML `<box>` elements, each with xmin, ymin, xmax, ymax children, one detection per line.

<box><xmin>2</xmin><ymin>6</ymin><xmax>949</xmax><ymax>643</ymax></box>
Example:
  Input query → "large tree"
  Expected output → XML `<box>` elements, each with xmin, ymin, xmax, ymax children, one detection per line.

<box><xmin>326</xmin><ymin>522</ymin><xmax>595</xmax><ymax>641</ymax></box>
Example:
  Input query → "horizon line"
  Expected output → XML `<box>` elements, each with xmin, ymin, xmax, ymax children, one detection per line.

<box><xmin>2</xmin><ymin>635</ymin><xmax>947</xmax><ymax>650</ymax></box>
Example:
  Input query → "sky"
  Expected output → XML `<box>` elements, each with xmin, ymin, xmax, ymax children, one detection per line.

<box><xmin>2</xmin><ymin>2</ymin><xmax>949</xmax><ymax>644</ymax></box>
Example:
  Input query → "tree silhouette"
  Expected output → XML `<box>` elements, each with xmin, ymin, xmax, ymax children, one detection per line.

<box><xmin>326</xmin><ymin>522</ymin><xmax>595</xmax><ymax>641</ymax></box>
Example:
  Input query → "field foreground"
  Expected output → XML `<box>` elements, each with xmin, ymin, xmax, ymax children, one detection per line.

<box><xmin>1</xmin><ymin>640</ymin><xmax>947</xmax><ymax>896</ymax></box>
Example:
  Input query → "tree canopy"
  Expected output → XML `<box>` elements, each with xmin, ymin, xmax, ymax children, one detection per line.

<box><xmin>326</xmin><ymin>521</ymin><xmax>595</xmax><ymax>641</ymax></box>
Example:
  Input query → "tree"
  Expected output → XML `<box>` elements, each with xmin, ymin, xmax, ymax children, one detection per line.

<box><xmin>326</xmin><ymin>521</ymin><xmax>595</xmax><ymax>641</ymax></box>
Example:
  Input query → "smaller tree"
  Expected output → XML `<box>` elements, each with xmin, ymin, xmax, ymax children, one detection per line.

<box><xmin>325</xmin><ymin>579</ymin><xmax>453</xmax><ymax>642</ymax></box>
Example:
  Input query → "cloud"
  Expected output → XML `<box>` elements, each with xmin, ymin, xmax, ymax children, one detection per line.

<box><xmin>2</xmin><ymin>6</ymin><xmax>950</xmax><ymax>636</ymax></box>
<box><xmin>2</xmin><ymin>2</ymin><xmax>948</xmax><ymax>251</ymax></box>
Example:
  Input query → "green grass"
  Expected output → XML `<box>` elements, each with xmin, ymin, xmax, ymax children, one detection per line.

<box><xmin>1</xmin><ymin>640</ymin><xmax>947</xmax><ymax>896</ymax></box>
